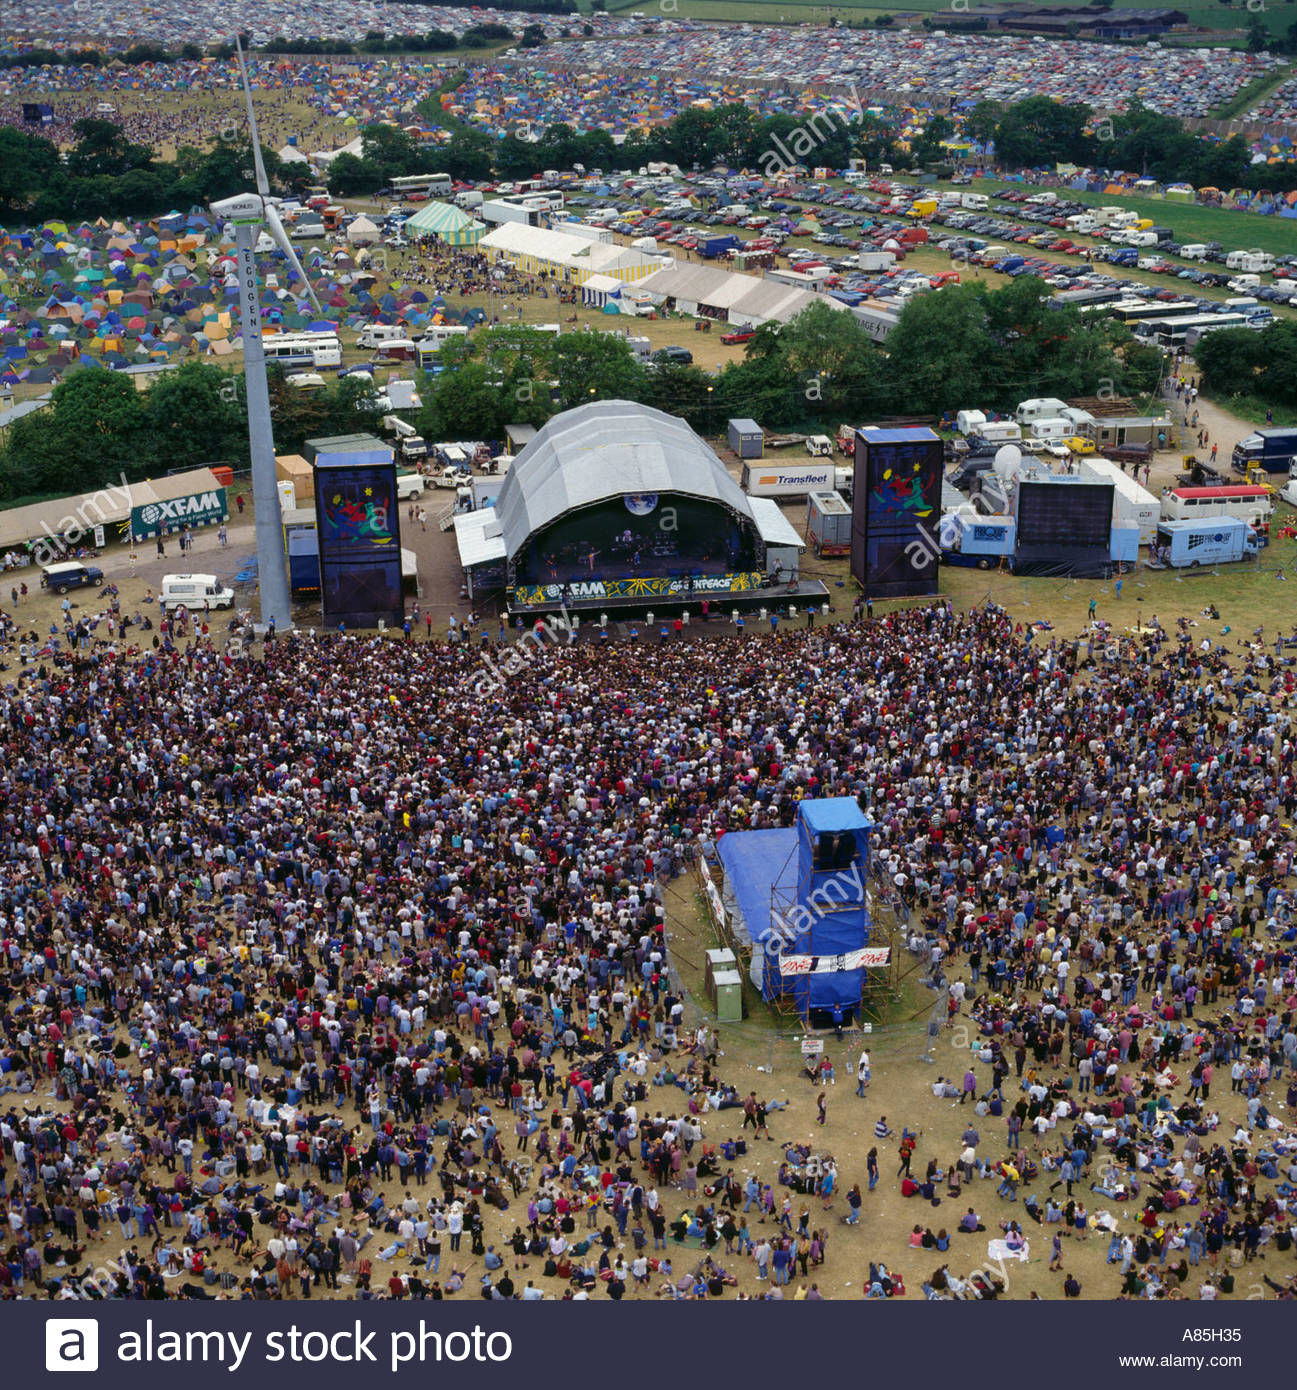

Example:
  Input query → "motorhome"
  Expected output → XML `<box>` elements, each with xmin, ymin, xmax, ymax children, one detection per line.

<box><xmin>1225</xmin><ymin>249</ymin><xmax>1275</xmax><ymax>274</ymax></box>
<box><xmin>955</xmin><ymin>409</ymin><xmax>987</xmax><ymax>436</ymax></box>
<box><xmin>357</xmin><ymin>324</ymin><xmax>412</xmax><ymax>349</ymax></box>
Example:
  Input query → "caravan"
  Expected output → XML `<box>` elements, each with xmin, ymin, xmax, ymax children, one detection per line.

<box><xmin>1015</xmin><ymin>398</ymin><xmax>1068</xmax><ymax>428</ymax></box>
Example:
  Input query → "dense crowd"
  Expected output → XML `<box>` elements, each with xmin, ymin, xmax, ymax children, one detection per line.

<box><xmin>0</xmin><ymin>599</ymin><xmax>1294</xmax><ymax>1300</ymax></box>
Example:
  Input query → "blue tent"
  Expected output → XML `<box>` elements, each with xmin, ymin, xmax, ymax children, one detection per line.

<box><xmin>717</xmin><ymin>798</ymin><xmax>874</xmax><ymax>1019</ymax></box>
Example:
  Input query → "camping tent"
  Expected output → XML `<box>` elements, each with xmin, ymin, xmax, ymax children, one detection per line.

<box><xmin>346</xmin><ymin>216</ymin><xmax>380</xmax><ymax>248</ymax></box>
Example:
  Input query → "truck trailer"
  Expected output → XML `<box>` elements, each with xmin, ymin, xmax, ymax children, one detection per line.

<box><xmin>700</xmin><ymin>233</ymin><xmax>741</xmax><ymax>259</ymax></box>
<box><xmin>741</xmin><ymin>461</ymin><xmax>836</xmax><ymax>497</ymax></box>
<box><xmin>942</xmin><ymin>513</ymin><xmax>1015</xmax><ymax>569</ymax></box>
<box><xmin>1231</xmin><ymin>428</ymin><xmax>1297</xmax><ymax>476</ymax></box>
<box><xmin>1154</xmin><ymin>517</ymin><xmax>1262</xmax><ymax>567</ymax></box>
<box><xmin>1077</xmin><ymin>457</ymin><xmax>1160</xmax><ymax>543</ymax></box>
<box><xmin>806</xmin><ymin>491</ymin><xmax>852</xmax><ymax>556</ymax></box>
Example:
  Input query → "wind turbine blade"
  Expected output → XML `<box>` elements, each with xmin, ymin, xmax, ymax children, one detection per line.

<box><xmin>264</xmin><ymin>202</ymin><xmax>323</xmax><ymax>317</ymax></box>
<box><xmin>235</xmin><ymin>34</ymin><xmax>271</xmax><ymax>199</ymax></box>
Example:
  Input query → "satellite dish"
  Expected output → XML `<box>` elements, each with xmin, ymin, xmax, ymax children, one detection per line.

<box><xmin>994</xmin><ymin>444</ymin><xmax>1022</xmax><ymax>472</ymax></box>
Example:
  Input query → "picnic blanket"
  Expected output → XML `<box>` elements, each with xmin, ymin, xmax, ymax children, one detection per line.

<box><xmin>988</xmin><ymin>1238</ymin><xmax>1030</xmax><ymax>1263</ymax></box>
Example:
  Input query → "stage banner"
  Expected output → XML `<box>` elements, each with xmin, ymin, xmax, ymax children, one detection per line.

<box><xmin>780</xmin><ymin>946</ymin><xmax>891</xmax><ymax>975</ymax></box>
<box><xmin>512</xmin><ymin>571</ymin><xmax>764</xmax><ymax>607</ymax></box>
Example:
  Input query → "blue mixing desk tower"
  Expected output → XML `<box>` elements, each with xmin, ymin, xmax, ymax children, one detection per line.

<box><xmin>715</xmin><ymin>796</ymin><xmax>875</xmax><ymax>1024</ymax></box>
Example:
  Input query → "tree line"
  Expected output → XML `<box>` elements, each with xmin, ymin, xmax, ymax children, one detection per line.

<box><xmin>332</xmin><ymin>94</ymin><xmax>1297</xmax><ymax>202</ymax></box>
<box><xmin>0</xmin><ymin>118</ymin><xmax>319</xmax><ymax>224</ymax></box>
<box><xmin>4</xmin><ymin>82</ymin><xmax>1295</xmax><ymax>225</ymax></box>
<box><xmin>963</xmin><ymin>96</ymin><xmax>1293</xmax><ymax>196</ymax></box>
<box><xmin>1193</xmin><ymin>319</ymin><xmax>1297</xmax><ymax>413</ymax></box>
<box><xmin>417</xmin><ymin>283</ymin><xmax>1159</xmax><ymax>441</ymax></box>
<box><xmin>0</xmin><ymin>282</ymin><xmax>1161</xmax><ymax>505</ymax></box>
<box><xmin>0</xmin><ymin>363</ymin><xmax>384</xmax><ymax>504</ymax></box>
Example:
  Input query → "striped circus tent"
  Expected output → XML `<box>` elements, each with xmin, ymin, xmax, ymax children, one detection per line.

<box><xmin>402</xmin><ymin>201</ymin><xmax>485</xmax><ymax>247</ymax></box>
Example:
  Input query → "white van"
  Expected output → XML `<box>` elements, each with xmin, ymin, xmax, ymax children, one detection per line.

<box><xmin>161</xmin><ymin>574</ymin><xmax>235</xmax><ymax>612</ymax></box>
<box><xmin>960</xmin><ymin>192</ymin><xmax>988</xmax><ymax>211</ymax></box>
<box><xmin>356</xmin><ymin>324</ymin><xmax>410</xmax><ymax>349</ymax></box>
<box><xmin>396</xmin><ymin>472</ymin><xmax>426</xmax><ymax>500</ymax></box>
<box><xmin>1179</xmin><ymin>244</ymin><xmax>1207</xmax><ymax>261</ymax></box>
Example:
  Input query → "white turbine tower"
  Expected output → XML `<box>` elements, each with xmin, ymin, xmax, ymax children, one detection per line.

<box><xmin>209</xmin><ymin>35</ymin><xmax>324</xmax><ymax>632</ymax></box>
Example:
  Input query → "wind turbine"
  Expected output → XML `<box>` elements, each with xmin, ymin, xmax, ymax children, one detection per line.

<box><xmin>209</xmin><ymin>35</ymin><xmax>324</xmax><ymax>632</ymax></box>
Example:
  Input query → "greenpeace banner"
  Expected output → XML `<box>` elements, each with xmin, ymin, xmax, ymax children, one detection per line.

<box><xmin>780</xmin><ymin>946</ymin><xmax>890</xmax><ymax>976</ymax></box>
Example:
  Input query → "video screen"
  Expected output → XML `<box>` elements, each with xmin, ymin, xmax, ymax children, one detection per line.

<box><xmin>314</xmin><ymin>462</ymin><xmax>403</xmax><ymax>626</ymax></box>
<box><xmin>1016</xmin><ymin>481</ymin><xmax>1114</xmax><ymax>549</ymax></box>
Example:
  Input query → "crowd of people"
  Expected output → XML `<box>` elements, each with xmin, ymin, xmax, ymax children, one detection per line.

<box><xmin>0</xmin><ymin>596</ymin><xmax>1292</xmax><ymax>1300</ymax></box>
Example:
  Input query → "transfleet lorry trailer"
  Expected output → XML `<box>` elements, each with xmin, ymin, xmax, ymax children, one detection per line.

<box><xmin>741</xmin><ymin>461</ymin><xmax>836</xmax><ymax>497</ymax></box>
<box><xmin>1077</xmin><ymin>456</ymin><xmax>1159</xmax><ymax>542</ymax></box>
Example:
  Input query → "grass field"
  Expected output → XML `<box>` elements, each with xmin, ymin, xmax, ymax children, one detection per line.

<box><xmin>948</xmin><ymin>177</ymin><xmax>1297</xmax><ymax>260</ymax></box>
<box><xmin>606</xmin><ymin>0</ymin><xmax>1289</xmax><ymax>33</ymax></box>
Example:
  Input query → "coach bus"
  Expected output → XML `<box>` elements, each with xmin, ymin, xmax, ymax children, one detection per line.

<box><xmin>260</xmin><ymin>331</ymin><xmax>343</xmax><ymax>370</ymax></box>
<box><xmin>1109</xmin><ymin>299</ymin><xmax>1199</xmax><ymax>325</ymax></box>
<box><xmin>1135</xmin><ymin>312</ymin><xmax>1249</xmax><ymax>348</ymax></box>
<box><xmin>390</xmin><ymin>173</ymin><xmax>453</xmax><ymax>200</ymax></box>
<box><xmin>1161</xmin><ymin>484</ymin><xmax>1273</xmax><ymax>531</ymax></box>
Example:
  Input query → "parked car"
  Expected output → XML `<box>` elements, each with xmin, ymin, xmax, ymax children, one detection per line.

<box><xmin>41</xmin><ymin>561</ymin><xmax>104</xmax><ymax>594</ymax></box>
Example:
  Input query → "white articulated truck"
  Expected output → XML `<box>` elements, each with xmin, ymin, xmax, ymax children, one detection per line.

<box><xmin>1078</xmin><ymin>456</ymin><xmax>1159</xmax><ymax>542</ymax></box>
<box><xmin>741</xmin><ymin>461</ymin><xmax>837</xmax><ymax>497</ymax></box>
